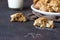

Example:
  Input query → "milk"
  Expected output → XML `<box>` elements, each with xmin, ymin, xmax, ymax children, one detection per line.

<box><xmin>8</xmin><ymin>0</ymin><xmax>23</xmax><ymax>9</ymax></box>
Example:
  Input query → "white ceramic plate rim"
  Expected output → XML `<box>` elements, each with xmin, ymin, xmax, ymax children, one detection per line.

<box><xmin>31</xmin><ymin>4</ymin><xmax>60</xmax><ymax>16</ymax></box>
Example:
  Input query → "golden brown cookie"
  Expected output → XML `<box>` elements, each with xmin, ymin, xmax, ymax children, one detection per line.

<box><xmin>10</xmin><ymin>13</ymin><xmax>27</xmax><ymax>22</ymax></box>
<box><xmin>33</xmin><ymin>17</ymin><xmax>54</xmax><ymax>29</ymax></box>
<box><xmin>33</xmin><ymin>0</ymin><xmax>60</xmax><ymax>12</ymax></box>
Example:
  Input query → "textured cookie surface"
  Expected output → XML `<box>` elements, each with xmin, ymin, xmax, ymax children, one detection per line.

<box><xmin>10</xmin><ymin>13</ymin><xmax>27</xmax><ymax>22</ymax></box>
<box><xmin>33</xmin><ymin>17</ymin><xmax>54</xmax><ymax>29</ymax></box>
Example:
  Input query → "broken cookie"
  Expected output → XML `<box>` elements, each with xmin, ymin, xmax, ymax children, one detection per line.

<box><xmin>33</xmin><ymin>17</ymin><xmax>54</xmax><ymax>29</ymax></box>
<box><xmin>10</xmin><ymin>13</ymin><xmax>27</xmax><ymax>22</ymax></box>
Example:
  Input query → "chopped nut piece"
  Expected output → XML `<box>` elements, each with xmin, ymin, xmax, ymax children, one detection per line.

<box><xmin>46</xmin><ymin>20</ymin><xmax>54</xmax><ymax>28</ymax></box>
<box><xmin>33</xmin><ymin>17</ymin><xmax>54</xmax><ymax>29</ymax></box>
<box><xmin>10</xmin><ymin>13</ymin><xmax>27</xmax><ymax>22</ymax></box>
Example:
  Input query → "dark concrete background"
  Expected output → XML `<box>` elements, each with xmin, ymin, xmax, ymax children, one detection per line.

<box><xmin>0</xmin><ymin>0</ymin><xmax>60</xmax><ymax>40</ymax></box>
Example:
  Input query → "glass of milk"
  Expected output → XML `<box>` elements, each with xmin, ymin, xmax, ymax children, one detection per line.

<box><xmin>8</xmin><ymin>0</ymin><xmax>23</xmax><ymax>9</ymax></box>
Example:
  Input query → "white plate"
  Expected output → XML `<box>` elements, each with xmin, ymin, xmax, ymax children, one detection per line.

<box><xmin>31</xmin><ymin>4</ymin><xmax>60</xmax><ymax>16</ymax></box>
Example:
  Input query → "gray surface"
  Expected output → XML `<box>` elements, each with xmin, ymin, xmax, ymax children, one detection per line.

<box><xmin>0</xmin><ymin>0</ymin><xmax>60</xmax><ymax>40</ymax></box>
